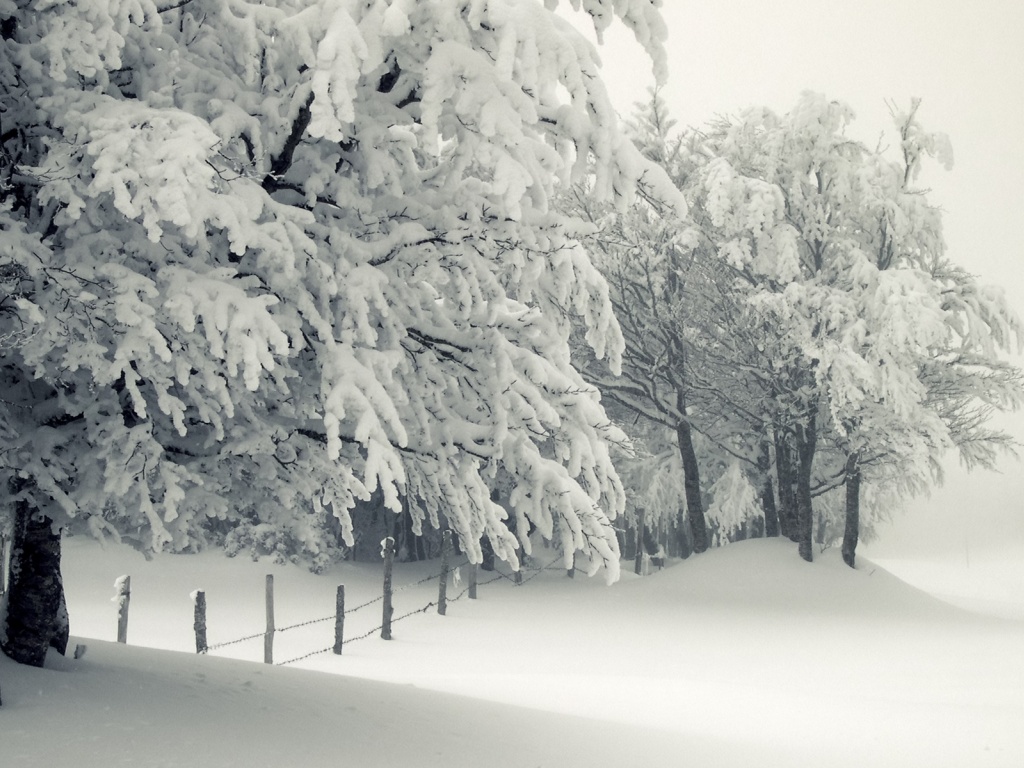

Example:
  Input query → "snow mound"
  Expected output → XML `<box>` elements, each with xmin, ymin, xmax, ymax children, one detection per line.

<box><xmin>616</xmin><ymin>537</ymin><xmax>977</xmax><ymax>619</ymax></box>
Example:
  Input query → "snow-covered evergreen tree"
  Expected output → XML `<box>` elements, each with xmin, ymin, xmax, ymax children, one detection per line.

<box><xmin>0</xmin><ymin>0</ymin><xmax>671</xmax><ymax>665</ymax></box>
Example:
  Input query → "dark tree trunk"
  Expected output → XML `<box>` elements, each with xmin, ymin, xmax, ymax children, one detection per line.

<box><xmin>773</xmin><ymin>430</ymin><xmax>799</xmax><ymax>541</ymax></box>
<box><xmin>758</xmin><ymin>441</ymin><xmax>779</xmax><ymax>538</ymax></box>
<box><xmin>399</xmin><ymin>509</ymin><xmax>425</xmax><ymax>562</ymax></box>
<box><xmin>674</xmin><ymin>508</ymin><xmax>693</xmax><ymax>559</ymax></box>
<box><xmin>794</xmin><ymin>413</ymin><xmax>817</xmax><ymax>563</ymax></box>
<box><xmin>480</xmin><ymin>489</ymin><xmax>500</xmax><ymax>571</ymax></box>
<box><xmin>479</xmin><ymin>536</ymin><xmax>495</xmax><ymax>571</ymax></box>
<box><xmin>842</xmin><ymin>452</ymin><xmax>861</xmax><ymax>568</ymax></box>
<box><xmin>634</xmin><ymin>507</ymin><xmax>646</xmax><ymax>575</ymax></box>
<box><xmin>675</xmin><ymin>418</ymin><xmax>708</xmax><ymax>554</ymax></box>
<box><xmin>2</xmin><ymin>503</ymin><xmax>69</xmax><ymax>667</ymax></box>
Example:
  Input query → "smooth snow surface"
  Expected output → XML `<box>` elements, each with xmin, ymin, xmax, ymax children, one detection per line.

<box><xmin>4</xmin><ymin>537</ymin><xmax>1023</xmax><ymax>767</ymax></box>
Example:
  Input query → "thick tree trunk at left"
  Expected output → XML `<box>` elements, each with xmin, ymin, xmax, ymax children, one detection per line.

<box><xmin>842</xmin><ymin>453</ymin><xmax>861</xmax><ymax>568</ymax></box>
<box><xmin>1</xmin><ymin>504</ymin><xmax>69</xmax><ymax>667</ymax></box>
<box><xmin>794</xmin><ymin>413</ymin><xmax>817</xmax><ymax>563</ymax></box>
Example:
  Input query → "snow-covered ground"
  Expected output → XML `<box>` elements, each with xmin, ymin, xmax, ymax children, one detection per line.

<box><xmin>4</xmin><ymin>536</ymin><xmax>1023</xmax><ymax>767</ymax></box>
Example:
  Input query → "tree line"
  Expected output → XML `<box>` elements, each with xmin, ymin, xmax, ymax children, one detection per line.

<box><xmin>567</xmin><ymin>90</ymin><xmax>1021</xmax><ymax>566</ymax></box>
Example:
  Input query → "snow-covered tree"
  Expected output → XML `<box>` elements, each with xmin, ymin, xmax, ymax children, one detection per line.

<box><xmin>565</xmin><ymin>91</ymin><xmax>800</xmax><ymax>556</ymax></box>
<box><xmin>563</xmin><ymin>90</ymin><xmax>720</xmax><ymax>553</ymax></box>
<box><xmin>0</xmin><ymin>0</ymin><xmax>672</xmax><ymax>666</ymax></box>
<box><xmin>705</xmin><ymin>461</ymin><xmax>761</xmax><ymax>545</ymax></box>
<box><xmin>696</xmin><ymin>94</ymin><xmax>1022</xmax><ymax>564</ymax></box>
<box><xmin>574</xmin><ymin>91</ymin><xmax>1022</xmax><ymax>570</ymax></box>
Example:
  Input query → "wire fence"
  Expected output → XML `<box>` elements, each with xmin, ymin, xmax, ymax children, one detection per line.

<box><xmin>206</xmin><ymin>630</ymin><xmax>268</xmax><ymax>653</ymax></box>
<box><xmin>273</xmin><ymin>557</ymin><xmax>557</xmax><ymax>666</ymax></box>
<box><xmin>132</xmin><ymin>537</ymin><xmax>570</xmax><ymax>668</ymax></box>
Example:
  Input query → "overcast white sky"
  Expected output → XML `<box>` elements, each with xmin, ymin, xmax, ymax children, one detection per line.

<box><xmin>580</xmin><ymin>1</ymin><xmax>1024</xmax><ymax>556</ymax></box>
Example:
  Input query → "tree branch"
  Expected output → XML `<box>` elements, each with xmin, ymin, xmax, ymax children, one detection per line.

<box><xmin>263</xmin><ymin>94</ymin><xmax>314</xmax><ymax>192</ymax></box>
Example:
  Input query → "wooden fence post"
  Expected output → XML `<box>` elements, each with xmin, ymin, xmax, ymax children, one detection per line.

<box><xmin>115</xmin><ymin>575</ymin><xmax>131</xmax><ymax>643</ymax></box>
<box><xmin>333</xmin><ymin>584</ymin><xmax>345</xmax><ymax>655</ymax></box>
<box><xmin>437</xmin><ymin>529</ymin><xmax>451</xmax><ymax>615</ymax></box>
<box><xmin>192</xmin><ymin>589</ymin><xmax>207</xmax><ymax>654</ymax></box>
<box><xmin>381</xmin><ymin>537</ymin><xmax>394</xmax><ymax>640</ymax></box>
<box><xmin>514</xmin><ymin>543</ymin><xmax>523</xmax><ymax>585</ymax></box>
<box><xmin>634</xmin><ymin>507</ymin><xmax>646</xmax><ymax>576</ymax></box>
<box><xmin>264</xmin><ymin>574</ymin><xmax>274</xmax><ymax>665</ymax></box>
<box><xmin>468</xmin><ymin>562</ymin><xmax>477</xmax><ymax>599</ymax></box>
